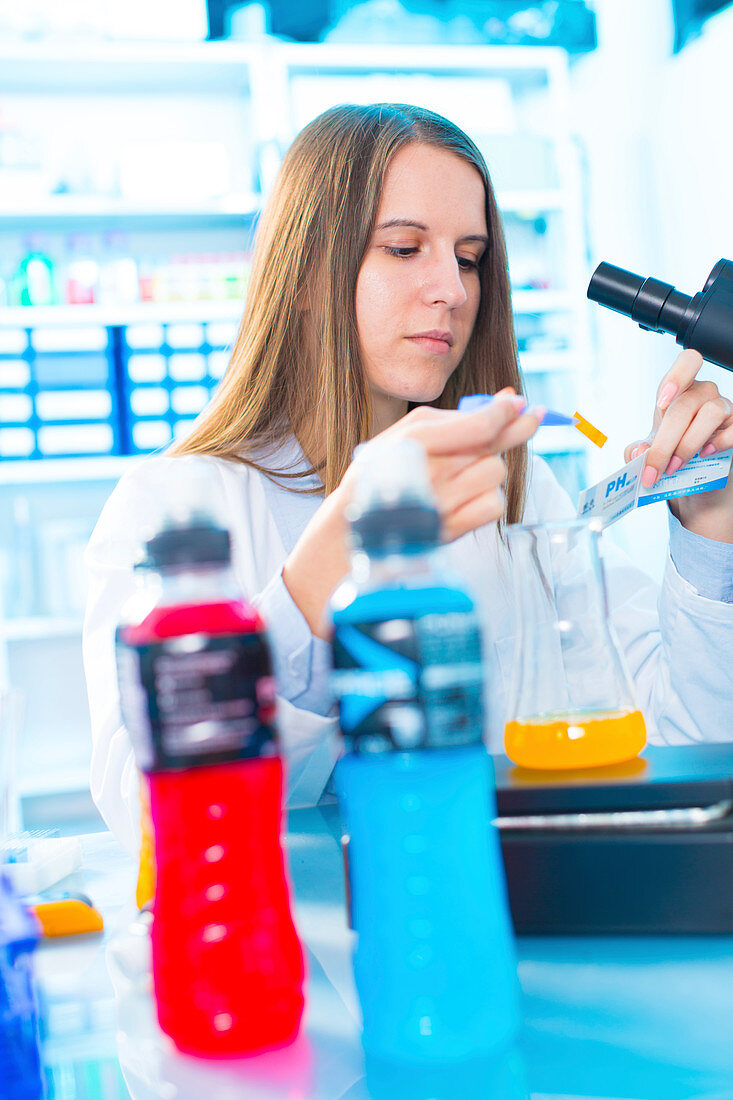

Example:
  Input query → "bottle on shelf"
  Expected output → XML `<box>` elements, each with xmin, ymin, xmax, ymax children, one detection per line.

<box><xmin>166</xmin><ymin>254</ymin><xmax>187</xmax><ymax>302</ymax></box>
<box><xmin>64</xmin><ymin>233</ymin><xmax>99</xmax><ymax>305</ymax></box>
<box><xmin>13</xmin><ymin>235</ymin><xmax>57</xmax><ymax>307</ymax></box>
<box><xmin>330</xmin><ymin>437</ymin><xmax>520</xmax><ymax>1066</ymax></box>
<box><xmin>115</xmin><ymin>483</ymin><xmax>305</xmax><ymax>1057</ymax></box>
<box><xmin>98</xmin><ymin>230</ymin><xmax>139</xmax><ymax>306</ymax></box>
<box><xmin>176</xmin><ymin>254</ymin><xmax>200</xmax><ymax>302</ymax></box>
<box><xmin>222</xmin><ymin>251</ymin><xmax>251</xmax><ymax>300</ymax></box>
<box><xmin>151</xmin><ymin>255</ymin><xmax>178</xmax><ymax>303</ymax></box>
<box><xmin>137</xmin><ymin>254</ymin><xmax>155</xmax><ymax>303</ymax></box>
<box><xmin>198</xmin><ymin>253</ymin><xmax>218</xmax><ymax>300</ymax></box>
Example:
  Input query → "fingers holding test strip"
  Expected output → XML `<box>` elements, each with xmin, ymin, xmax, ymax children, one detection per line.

<box><xmin>627</xmin><ymin>350</ymin><xmax>733</xmax><ymax>488</ymax></box>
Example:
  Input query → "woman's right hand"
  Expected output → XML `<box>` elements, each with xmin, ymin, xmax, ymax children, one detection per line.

<box><xmin>282</xmin><ymin>395</ymin><xmax>543</xmax><ymax>637</ymax></box>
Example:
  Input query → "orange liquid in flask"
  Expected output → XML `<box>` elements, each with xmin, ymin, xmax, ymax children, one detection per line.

<box><xmin>504</xmin><ymin>709</ymin><xmax>646</xmax><ymax>770</ymax></box>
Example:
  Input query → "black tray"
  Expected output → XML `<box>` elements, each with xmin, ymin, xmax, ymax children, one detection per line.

<box><xmin>494</xmin><ymin>742</ymin><xmax>733</xmax><ymax>815</ymax></box>
<box><xmin>493</xmin><ymin>743</ymin><xmax>733</xmax><ymax>934</ymax></box>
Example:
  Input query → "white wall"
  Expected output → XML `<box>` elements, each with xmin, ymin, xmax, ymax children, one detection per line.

<box><xmin>653</xmin><ymin>3</ymin><xmax>733</xmax><ymax>283</ymax></box>
<box><xmin>568</xmin><ymin>0</ymin><xmax>733</xmax><ymax>578</ymax></box>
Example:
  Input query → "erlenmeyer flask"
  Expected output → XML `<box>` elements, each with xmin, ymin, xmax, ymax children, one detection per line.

<box><xmin>504</xmin><ymin>518</ymin><xmax>646</xmax><ymax>769</ymax></box>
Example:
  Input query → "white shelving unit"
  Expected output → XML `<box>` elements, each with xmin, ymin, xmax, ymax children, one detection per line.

<box><xmin>0</xmin><ymin>301</ymin><xmax>243</xmax><ymax>329</ymax></box>
<box><xmin>0</xmin><ymin>617</ymin><xmax>84</xmax><ymax>641</ymax></box>
<box><xmin>0</xmin><ymin>39</ymin><xmax>257</xmax><ymax>91</ymax></box>
<box><xmin>0</xmin><ymin>195</ymin><xmax>260</xmax><ymax>229</ymax></box>
<box><xmin>0</xmin><ymin>455</ymin><xmax>140</xmax><ymax>484</ymax></box>
<box><xmin>0</xmin><ymin>39</ymin><xmax>591</xmax><ymax>811</ymax></box>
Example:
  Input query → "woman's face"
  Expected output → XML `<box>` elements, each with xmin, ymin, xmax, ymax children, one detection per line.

<box><xmin>356</xmin><ymin>143</ymin><xmax>488</xmax><ymax>417</ymax></box>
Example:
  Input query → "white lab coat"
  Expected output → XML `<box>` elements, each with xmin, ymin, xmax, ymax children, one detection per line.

<box><xmin>83</xmin><ymin>448</ymin><xmax>733</xmax><ymax>853</ymax></box>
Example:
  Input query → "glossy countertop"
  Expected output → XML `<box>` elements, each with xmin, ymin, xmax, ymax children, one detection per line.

<box><xmin>33</xmin><ymin>803</ymin><xmax>733</xmax><ymax>1100</ymax></box>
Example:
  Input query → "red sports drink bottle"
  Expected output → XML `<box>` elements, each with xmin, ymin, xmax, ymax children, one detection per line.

<box><xmin>116</xmin><ymin>514</ymin><xmax>305</xmax><ymax>1057</ymax></box>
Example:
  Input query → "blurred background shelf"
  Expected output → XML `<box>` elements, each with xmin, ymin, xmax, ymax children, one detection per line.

<box><xmin>0</xmin><ymin>190</ymin><xmax>561</xmax><ymax>227</ymax></box>
<box><xmin>0</xmin><ymin>39</ymin><xmax>257</xmax><ymax>91</ymax></box>
<box><xmin>0</xmin><ymin>194</ymin><xmax>260</xmax><ymax>228</ymax></box>
<box><xmin>0</xmin><ymin>617</ymin><xmax>84</xmax><ymax>641</ymax></box>
<box><xmin>0</xmin><ymin>301</ymin><xmax>244</xmax><ymax>328</ymax></box>
<box><xmin>0</xmin><ymin>456</ymin><xmax>140</xmax><ymax>485</ymax></box>
<box><xmin>1</xmin><ymin>294</ymin><xmax>574</xmax><ymax>329</ymax></box>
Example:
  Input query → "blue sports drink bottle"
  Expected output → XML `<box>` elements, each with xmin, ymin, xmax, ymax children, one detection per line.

<box><xmin>330</xmin><ymin>436</ymin><xmax>520</xmax><ymax>1065</ymax></box>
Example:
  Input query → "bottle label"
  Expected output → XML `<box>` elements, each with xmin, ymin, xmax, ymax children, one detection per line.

<box><xmin>116</xmin><ymin>631</ymin><xmax>278</xmax><ymax>771</ymax></box>
<box><xmin>331</xmin><ymin>611</ymin><xmax>484</xmax><ymax>752</ymax></box>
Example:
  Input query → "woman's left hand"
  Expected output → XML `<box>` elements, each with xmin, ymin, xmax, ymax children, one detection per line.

<box><xmin>624</xmin><ymin>349</ymin><xmax>733</xmax><ymax>543</ymax></box>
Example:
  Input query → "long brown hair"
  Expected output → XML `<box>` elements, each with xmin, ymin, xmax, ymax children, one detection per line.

<box><xmin>171</xmin><ymin>103</ymin><xmax>528</xmax><ymax>523</ymax></box>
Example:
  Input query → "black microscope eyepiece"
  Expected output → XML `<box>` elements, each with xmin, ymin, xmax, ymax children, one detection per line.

<box><xmin>587</xmin><ymin>259</ymin><xmax>733</xmax><ymax>373</ymax></box>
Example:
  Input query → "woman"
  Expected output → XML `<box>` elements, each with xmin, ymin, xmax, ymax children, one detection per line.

<box><xmin>84</xmin><ymin>104</ymin><xmax>733</xmax><ymax>852</ymax></box>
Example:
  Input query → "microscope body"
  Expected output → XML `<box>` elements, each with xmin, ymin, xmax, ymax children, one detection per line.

<box><xmin>588</xmin><ymin>259</ymin><xmax>733</xmax><ymax>373</ymax></box>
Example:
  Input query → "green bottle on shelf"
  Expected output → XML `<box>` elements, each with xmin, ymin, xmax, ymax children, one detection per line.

<box><xmin>16</xmin><ymin>236</ymin><xmax>57</xmax><ymax>307</ymax></box>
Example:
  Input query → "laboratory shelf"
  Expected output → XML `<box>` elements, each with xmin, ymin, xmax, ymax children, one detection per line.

<box><xmin>0</xmin><ymin>617</ymin><xmax>84</xmax><ymax>641</ymax></box>
<box><xmin>0</xmin><ymin>194</ymin><xmax>260</xmax><ymax>228</ymax></box>
<box><xmin>0</xmin><ymin>301</ymin><xmax>243</xmax><ymax>329</ymax></box>
<box><xmin>0</xmin><ymin>39</ymin><xmax>566</xmax><ymax>88</ymax></box>
<box><xmin>0</xmin><ymin>39</ymin><xmax>257</xmax><ymax>91</ymax></box>
<box><xmin>276</xmin><ymin>41</ymin><xmax>566</xmax><ymax>85</ymax></box>
<box><xmin>0</xmin><ymin>456</ymin><xmax>140</xmax><ymax>485</ymax></box>
<box><xmin>0</xmin><ymin>295</ymin><xmax>572</xmax><ymax>331</ymax></box>
<box><xmin>0</xmin><ymin>190</ymin><xmax>560</xmax><ymax>228</ymax></box>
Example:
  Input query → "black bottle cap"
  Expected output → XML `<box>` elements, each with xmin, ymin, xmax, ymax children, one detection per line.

<box><xmin>351</xmin><ymin>501</ymin><xmax>441</xmax><ymax>554</ymax></box>
<box><xmin>348</xmin><ymin>436</ymin><xmax>440</xmax><ymax>554</ymax></box>
<box><xmin>145</xmin><ymin>522</ymin><xmax>231</xmax><ymax>570</ymax></box>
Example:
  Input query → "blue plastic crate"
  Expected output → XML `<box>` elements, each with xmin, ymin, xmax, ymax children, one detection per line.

<box><xmin>0</xmin><ymin>325</ymin><xmax>122</xmax><ymax>461</ymax></box>
<box><xmin>120</xmin><ymin>319</ymin><xmax>235</xmax><ymax>454</ymax></box>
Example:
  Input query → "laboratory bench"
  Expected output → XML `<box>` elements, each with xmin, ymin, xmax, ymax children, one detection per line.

<box><xmin>31</xmin><ymin>792</ymin><xmax>733</xmax><ymax>1100</ymax></box>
